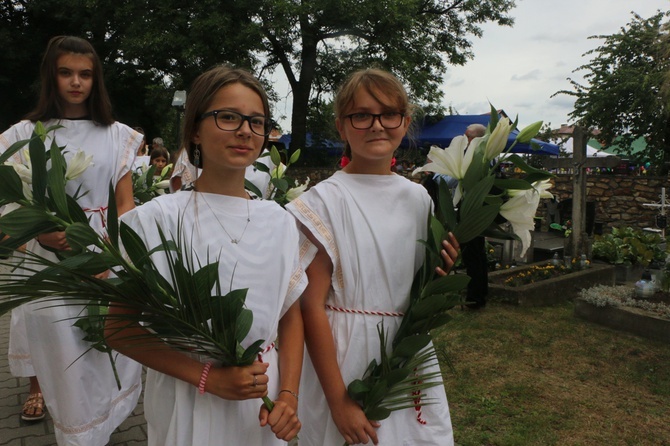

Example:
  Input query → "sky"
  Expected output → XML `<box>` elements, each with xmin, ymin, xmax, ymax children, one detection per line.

<box><xmin>441</xmin><ymin>0</ymin><xmax>669</xmax><ymax>129</ymax></box>
<box><xmin>271</xmin><ymin>0</ymin><xmax>669</xmax><ymax>133</ymax></box>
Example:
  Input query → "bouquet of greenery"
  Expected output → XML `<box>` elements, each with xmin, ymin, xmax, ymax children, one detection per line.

<box><xmin>246</xmin><ymin>145</ymin><xmax>309</xmax><ymax>207</ymax></box>
<box><xmin>131</xmin><ymin>162</ymin><xmax>172</xmax><ymax>205</ymax></box>
<box><xmin>345</xmin><ymin>108</ymin><xmax>554</xmax><ymax>437</ymax></box>
<box><xmin>0</xmin><ymin>124</ymin><xmax>276</xmax><ymax>410</ymax></box>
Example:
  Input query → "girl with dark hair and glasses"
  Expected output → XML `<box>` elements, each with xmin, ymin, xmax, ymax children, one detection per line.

<box><xmin>0</xmin><ymin>35</ymin><xmax>143</xmax><ymax>444</ymax></box>
<box><xmin>106</xmin><ymin>65</ymin><xmax>310</xmax><ymax>445</ymax></box>
<box><xmin>287</xmin><ymin>68</ymin><xmax>459</xmax><ymax>446</ymax></box>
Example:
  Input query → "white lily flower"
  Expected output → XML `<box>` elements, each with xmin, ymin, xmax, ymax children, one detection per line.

<box><xmin>485</xmin><ymin>117</ymin><xmax>513</xmax><ymax>161</ymax></box>
<box><xmin>507</xmin><ymin>179</ymin><xmax>553</xmax><ymax>200</ymax></box>
<box><xmin>270</xmin><ymin>163</ymin><xmax>286</xmax><ymax>179</ymax></box>
<box><xmin>533</xmin><ymin>179</ymin><xmax>554</xmax><ymax>199</ymax></box>
<box><xmin>9</xmin><ymin>162</ymin><xmax>32</xmax><ymax>184</ymax></box>
<box><xmin>286</xmin><ymin>177</ymin><xmax>310</xmax><ymax>202</ymax></box>
<box><xmin>65</xmin><ymin>150</ymin><xmax>94</xmax><ymax>180</ymax></box>
<box><xmin>413</xmin><ymin>136</ymin><xmax>474</xmax><ymax>178</ymax></box>
<box><xmin>500</xmin><ymin>187</ymin><xmax>542</xmax><ymax>257</ymax></box>
<box><xmin>154</xmin><ymin>179</ymin><xmax>170</xmax><ymax>190</ymax></box>
<box><xmin>412</xmin><ymin>137</ymin><xmax>475</xmax><ymax>206</ymax></box>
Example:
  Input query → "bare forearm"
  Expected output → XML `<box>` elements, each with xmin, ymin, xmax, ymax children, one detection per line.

<box><xmin>277</xmin><ymin>301</ymin><xmax>304</xmax><ymax>395</ymax></box>
<box><xmin>302</xmin><ymin>298</ymin><xmax>348</xmax><ymax>407</ymax></box>
<box><xmin>105</xmin><ymin>314</ymin><xmax>202</xmax><ymax>386</ymax></box>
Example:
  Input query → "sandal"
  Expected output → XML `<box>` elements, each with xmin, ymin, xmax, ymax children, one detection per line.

<box><xmin>21</xmin><ymin>393</ymin><xmax>46</xmax><ymax>421</ymax></box>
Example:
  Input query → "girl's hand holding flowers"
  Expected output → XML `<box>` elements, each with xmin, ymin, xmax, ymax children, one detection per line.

<box><xmin>259</xmin><ymin>390</ymin><xmax>301</xmax><ymax>441</ymax></box>
<box><xmin>204</xmin><ymin>361</ymin><xmax>269</xmax><ymax>401</ymax></box>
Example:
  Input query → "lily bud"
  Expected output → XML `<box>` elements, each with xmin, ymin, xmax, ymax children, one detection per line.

<box><xmin>516</xmin><ymin>121</ymin><xmax>543</xmax><ymax>144</ymax></box>
<box><xmin>160</xmin><ymin>164</ymin><xmax>173</xmax><ymax>178</ymax></box>
<box><xmin>485</xmin><ymin>117</ymin><xmax>513</xmax><ymax>161</ymax></box>
<box><xmin>271</xmin><ymin>163</ymin><xmax>286</xmax><ymax>179</ymax></box>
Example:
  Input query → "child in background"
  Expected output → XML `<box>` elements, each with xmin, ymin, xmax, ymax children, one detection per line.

<box><xmin>106</xmin><ymin>65</ymin><xmax>310</xmax><ymax>445</ymax></box>
<box><xmin>149</xmin><ymin>145</ymin><xmax>170</xmax><ymax>176</ymax></box>
<box><xmin>287</xmin><ymin>68</ymin><xmax>458</xmax><ymax>446</ymax></box>
<box><xmin>0</xmin><ymin>35</ymin><xmax>143</xmax><ymax>445</ymax></box>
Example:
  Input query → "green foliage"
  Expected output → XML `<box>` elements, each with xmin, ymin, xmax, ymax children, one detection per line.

<box><xmin>0</xmin><ymin>125</ymin><xmax>276</xmax><ymax>409</ymax></box>
<box><xmin>0</xmin><ymin>0</ymin><xmax>516</xmax><ymax>154</ymax></box>
<box><xmin>592</xmin><ymin>226</ymin><xmax>667</xmax><ymax>266</ymax></box>
<box><xmin>345</xmin><ymin>186</ymin><xmax>471</xmax><ymax>425</ymax></box>
<box><xmin>555</xmin><ymin>11</ymin><xmax>670</xmax><ymax>172</ymax></box>
<box><xmin>131</xmin><ymin>163</ymin><xmax>172</xmax><ymax>205</ymax></box>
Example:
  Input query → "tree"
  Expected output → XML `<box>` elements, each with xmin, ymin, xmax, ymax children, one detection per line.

<box><xmin>0</xmin><ymin>0</ymin><xmax>259</xmax><ymax>146</ymax></box>
<box><xmin>255</xmin><ymin>0</ymin><xmax>516</xmax><ymax>152</ymax></box>
<box><xmin>555</xmin><ymin>11</ymin><xmax>670</xmax><ymax>173</ymax></box>
<box><xmin>1</xmin><ymin>0</ymin><xmax>516</xmax><ymax>156</ymax></box>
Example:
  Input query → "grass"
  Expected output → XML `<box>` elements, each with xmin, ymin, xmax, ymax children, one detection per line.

<box><xmin>433</xmin><ymin>302</ymin><xmax>670</xmax><ymax>446</ymax></box>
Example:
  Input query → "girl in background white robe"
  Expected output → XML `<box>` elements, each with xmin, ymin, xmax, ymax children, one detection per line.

<box><xmin>0</xmin><ymin>36</ymin><xmax>143</xmax><ymax>444</ymax></box>
<box><xmin>287</xmin><ymin>68</ymin><xmax>458</xmax><ymax>446</ymax></box>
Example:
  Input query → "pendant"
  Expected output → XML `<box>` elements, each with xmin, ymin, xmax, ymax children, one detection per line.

<box><xmin>231</xmin><ymin>239</ymin><xmax>239</xmax><ymax>244</ymax></box>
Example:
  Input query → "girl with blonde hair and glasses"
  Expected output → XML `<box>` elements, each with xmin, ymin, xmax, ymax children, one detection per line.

<box><xmin>287</xmin><ymin>68</ymin><xmax>458</xmax><ymax>446</ymax></box>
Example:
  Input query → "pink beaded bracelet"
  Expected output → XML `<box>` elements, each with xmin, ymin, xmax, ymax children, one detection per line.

<box><xmin>198</xmin><ymin>362</ymin><xmax>213</xmax><ymax>395</ymax></box>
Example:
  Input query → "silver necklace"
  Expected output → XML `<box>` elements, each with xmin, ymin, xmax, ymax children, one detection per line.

<box><xmin>199</xmin><ymin>191</ymin><xmax>251</xmax><ymax>244</ymax></box>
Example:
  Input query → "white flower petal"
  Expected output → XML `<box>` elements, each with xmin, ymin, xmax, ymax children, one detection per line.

<box><xmin>485</xmin><ymin>117</ymin><xmax>513</xmax><ymax>161</ymax></box>
<box><xmin>8</xmin><ymin>162</ymin><xmax>32</xmax><ymax>184</ymax></box>
<box><xmin>286</xmin><ymin>177</ymin><xmax>310</xmax><ymax>201</ymax></box>
<box><xmin>65</xmin><ymin>150</ymin><xmax>94</xmax><ymax>180</ymax></box>
<box><xmin>500</xmin><ymin>188</ymin><xmax>541</xmax><ymax>256</ymax></box>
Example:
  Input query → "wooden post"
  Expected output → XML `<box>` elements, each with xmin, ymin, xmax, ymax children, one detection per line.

<box><xmin>571</xmin><ymin>126</ymin><xmax>587</xmax><ymax>257</ymax></box>
<box><xmin>541</xmin><ymin>130</ymin><xmax>620</xmax><ymax>259</ymax></box>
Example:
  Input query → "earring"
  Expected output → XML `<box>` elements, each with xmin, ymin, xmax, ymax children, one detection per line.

<box><xmin>194</xmin><ymin>145</ymin><xmax>201</xmax><ymax>167</ymax></box>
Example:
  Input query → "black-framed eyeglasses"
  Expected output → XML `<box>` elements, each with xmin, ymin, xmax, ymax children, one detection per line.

<box><xmin>199</xmin><ymin>109</ymin><xmax>272</xmax><ymax>136</ymax></box>
<box><xmin>344</xmin><ymin>112</ymin><xmax>405</xmax><ymax>130</ymax></box>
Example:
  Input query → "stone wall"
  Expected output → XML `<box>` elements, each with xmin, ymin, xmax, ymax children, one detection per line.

<box><xmin>290</xmin><ymin>167</ymin><xmax>668</xmax><ymax>233</ymax></box>
<box><xmin>550</xmin><ymin>174</ymin><xmax>667</xmax><ymax>232</ymax></box>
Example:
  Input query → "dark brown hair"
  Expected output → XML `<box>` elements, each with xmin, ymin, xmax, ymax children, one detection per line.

<box><xmin>182</xmin><ymin>65</ymin><xmax>271</xmax><ymax>167</ymax></box>
<box><xmin>25</xmin><ymin>36</ymin><xmax>114</xmax><ymax>125</ymax></box>
<box><xmin>334</xmin><ymin>68</ymin><xmax>413</xmax><ymax>159</ymax></box>
<box><xmin>150</xmin><ymin>146</ymin><xmax>170</xmax><ymax>164</ymax></box>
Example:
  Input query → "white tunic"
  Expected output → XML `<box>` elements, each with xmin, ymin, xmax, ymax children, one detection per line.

<box><xmin>121</xmin><ymin>191</ymin><xmax>314</xmax><ymax>446</ymax></box>
<box><xmin>0</xmin><ymin>119</ymin><xmax>143</xmax><ymax>446</ymax></box>
<box><xmin>287</xmin><ymin>171</ymin><xmax>454</xmax><ymax>446</ymax></box>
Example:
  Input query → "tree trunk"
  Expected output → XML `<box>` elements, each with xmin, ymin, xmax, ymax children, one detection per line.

<box><xmin>288</xmin><ymin>28</ymin><xmax>318</xmax><ymax>154</ymax></box>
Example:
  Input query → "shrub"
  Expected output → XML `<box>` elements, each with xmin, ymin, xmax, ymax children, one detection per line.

<box><xmin>591</xmin><ymin>226</ymin><xmax>666</xmax><ymax>267</ymax></box>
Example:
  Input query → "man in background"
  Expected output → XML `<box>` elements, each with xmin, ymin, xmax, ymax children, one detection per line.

<box><xmin>461</xmin><ymin>123</ymin><xmax>489</xmax><ymax>309</ymax></box>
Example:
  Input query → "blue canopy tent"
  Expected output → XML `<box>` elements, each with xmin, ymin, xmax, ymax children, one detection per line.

<box><xmin>410</xmin><ymin>114</ymin><xmax>559</xmax><ymax>156</ymax></box>
<box><xmin>275</xmin><ymin>133</ymin><xmax>343</xmax><ymax>156</ymax></box>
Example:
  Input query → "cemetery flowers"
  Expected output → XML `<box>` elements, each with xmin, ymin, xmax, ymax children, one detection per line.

<box><xmin>501</xmin><ymin>257</ymin><xmax>591</xmax><ymax>287</ymax></box>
